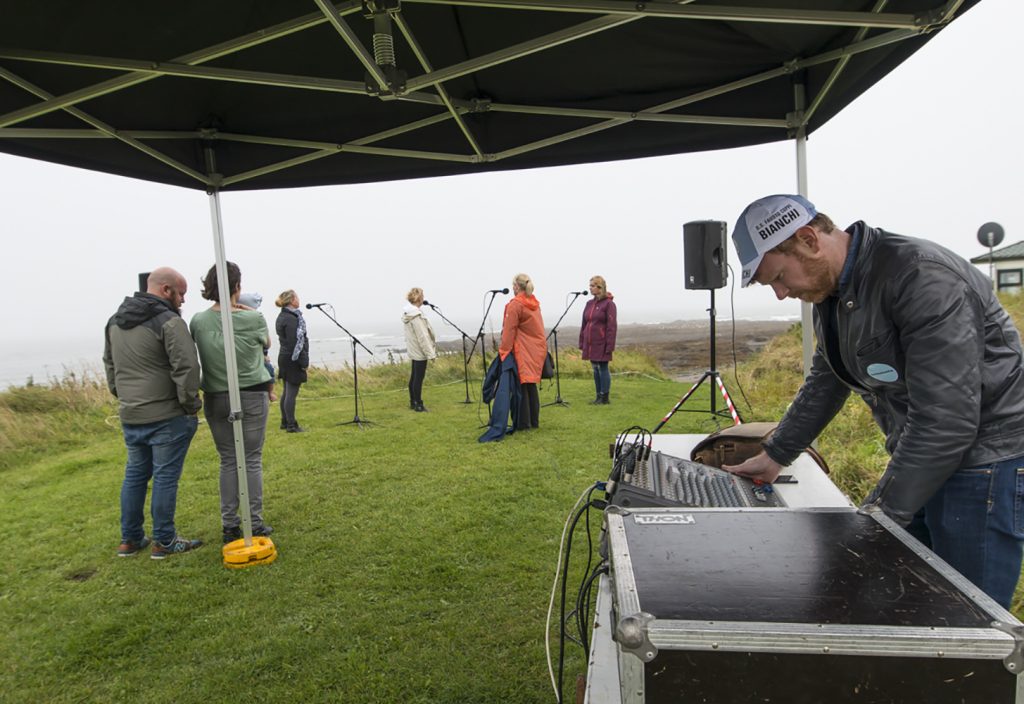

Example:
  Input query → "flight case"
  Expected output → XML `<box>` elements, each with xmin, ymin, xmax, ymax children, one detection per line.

<box><xmin>604</xmin><ymin>506</ymin><xmax>1024</xmax><ymax>703</ymax></box>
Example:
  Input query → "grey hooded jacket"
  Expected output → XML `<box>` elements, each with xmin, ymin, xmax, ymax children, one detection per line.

<box><xmin>103</xmin><ymin>292</ymin><xmax>202</xmax><ymax>424</ymax></box>
<box><xmin>763</xmin><ymin>222</ymin><xmax>1024</xmax><ymax>525</ymax></box>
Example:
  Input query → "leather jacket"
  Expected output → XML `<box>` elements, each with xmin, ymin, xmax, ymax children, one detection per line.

<box><xmin>763</xmin><ymin>222</ymin><xmax>1024</xmax><ymax>525</ymax></box>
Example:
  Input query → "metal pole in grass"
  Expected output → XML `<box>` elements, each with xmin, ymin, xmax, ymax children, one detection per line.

<box><xmin>544</xmin><ymin>290</ymin><xmax>587</xmax><ymax>408</ymax></box>
<box><xmin>205</xmin><ymin>145</ymin><xmax>277</xmax><ymax>569</ymax></box>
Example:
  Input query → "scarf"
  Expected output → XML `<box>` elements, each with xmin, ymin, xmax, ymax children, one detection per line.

<box><xmin>289</xmin><ymin>306</ymin><xmax>307</xmax><ymax>362</ymax></box>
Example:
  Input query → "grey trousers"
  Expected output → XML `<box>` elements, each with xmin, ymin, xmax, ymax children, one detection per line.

<box><xmin>203</xmin><ymin>391</ymin><xmax>269</xmax><ymax>530</ymax></box>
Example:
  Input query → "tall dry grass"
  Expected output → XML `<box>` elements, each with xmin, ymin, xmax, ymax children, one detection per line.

<box><xmin>0</xmin><ymin>367</ymin><xmax>115</xmax><ymax>467</ymax></box>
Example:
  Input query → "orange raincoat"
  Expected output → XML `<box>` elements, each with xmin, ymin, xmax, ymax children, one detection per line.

<box><xmin>499</xmin><ymin>293</ymin><xmax>546</xmax><ymax>383</ymax></box>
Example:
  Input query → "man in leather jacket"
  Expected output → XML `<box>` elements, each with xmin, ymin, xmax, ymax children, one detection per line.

<box><xmin>725</xmin><ymin>194</ymin><xmax>1024</xmax><ymax>608</ymax></box>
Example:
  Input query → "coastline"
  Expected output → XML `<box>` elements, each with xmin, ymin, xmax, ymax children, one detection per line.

<box><xmin>439</xmin><ymin>318</ymin><xmax>796</xmax><ymax>381</ymax></box>
<box><xmin>1</xmin><ymin>318</ymin><xmax>796</xmax><ymax>389</ymax></box>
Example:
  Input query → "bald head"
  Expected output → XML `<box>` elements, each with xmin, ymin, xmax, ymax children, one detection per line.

<box><xmin>147</xmin><ymin>267</ymin><xmax>187</xmax><ymax>311</ymax></box>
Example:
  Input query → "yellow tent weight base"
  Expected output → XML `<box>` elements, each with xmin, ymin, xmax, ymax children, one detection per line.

<box><xmin>222</xmin><ymin>536</ymin><xmax>278</xmax><ymax>569</ymax></box>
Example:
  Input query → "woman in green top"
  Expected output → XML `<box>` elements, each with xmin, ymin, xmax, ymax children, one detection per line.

<box><xmin>189</xmin><ymin>261</ymin><xmax>274</xmax><ymax>544</ymax></box>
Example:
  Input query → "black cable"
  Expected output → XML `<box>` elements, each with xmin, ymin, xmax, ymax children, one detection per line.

<box><xmin>576</xmin><ymin>563</ymin><xmax>609</xmax><ymax>655</ymax></box>
<box><xmin>726</xmin><ymin>263</ymin><xmax>755</xmax><ymax>416</ymax></box>
<box><xmin>557</xmin><ymin>492</ymin><xmax>603</xmax><ymax>704</ymax></box>
<box><xmin>573</xmin><ymin>485</ymin><xmax>598</xmax><ymax>648</ymax></box>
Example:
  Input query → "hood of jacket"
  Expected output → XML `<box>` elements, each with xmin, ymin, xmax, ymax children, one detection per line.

<box><xmin>516</xmin><ymin>293</ymin><xmax>540</xmax><ymax>311</ymax></box>
<box><xmin>401</xmin><ymin>302</ymin><xmax>424</xmax><ymax>323</ymax></box>
<box><xmin>113</xmin><ymin>292</ymin><xmax>177</xmax><ymax>329</ymax></box>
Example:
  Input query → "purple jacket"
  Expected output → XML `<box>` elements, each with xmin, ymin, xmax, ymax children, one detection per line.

<box><xmin>579</xmin><ymin>295</ymin><xmax>617</xmax><ymax>362</ymax></box>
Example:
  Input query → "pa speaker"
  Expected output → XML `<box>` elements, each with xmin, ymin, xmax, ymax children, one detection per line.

<box><xmin>683</xmin><ymin>220</ymin><xmax>727</xmax><ymax>290</ymax></box>
<box><xmin>138</xmin><ymin>272</ymin><xmax>150</xmax><ymax>293</ymax></box>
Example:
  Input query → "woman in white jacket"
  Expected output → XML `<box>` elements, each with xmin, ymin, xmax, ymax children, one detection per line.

<box><xmin>402</xmin><ymin>288</ymin><xmax>437</xmax><ymax>412</ymax></box>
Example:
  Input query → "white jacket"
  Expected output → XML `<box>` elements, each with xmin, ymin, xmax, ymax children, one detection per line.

<box><xmin>402</xmin><ymin>303</ymin><xmax>437</xmax><ymax>361</ymax></box>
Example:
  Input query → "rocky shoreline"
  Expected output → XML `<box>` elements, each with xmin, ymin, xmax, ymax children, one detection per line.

<box><xmin>438</xmin><ymin>319</ymin><xmax>796</xmax><ymax>381</ymax></box>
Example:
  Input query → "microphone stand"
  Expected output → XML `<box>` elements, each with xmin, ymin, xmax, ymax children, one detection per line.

<box><xmin>466</xmin><ymin>290</ymin><xmax>505</xmax><ymax>418</ymax></box>
<box><xmin>543</xmin><ymin>292</ymin><xmax>586</xmax><ymax>408</ymax></box>
<box><xmin>309</xmin><ymin>305</ymin><xmax>377</xmax><ymax>430</ymax></box>
<box><xmin>424</xmin><ymin>302</ymin><xmax>474</xmax><ymax>404</ymax></box>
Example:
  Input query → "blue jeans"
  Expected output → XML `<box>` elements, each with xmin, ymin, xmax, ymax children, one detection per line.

<box><xmin>120</xmin><ymin>415</ymin><xmax>199</xmax><ymax>545</ymax></box>
<box><xmin>591</xmin><ymin>361</ymin><xmax>611</xmax><ymax>395</ymax></box>
<box><xmin>906</xmin><ymin>454</ymin><xmax>1024</xmax><ymax>609</ymax></box>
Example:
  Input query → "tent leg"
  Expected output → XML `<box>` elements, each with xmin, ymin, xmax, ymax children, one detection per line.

<box><xmin>793</xmin><ymin>79</ymin><xmax>818</xmax><ymax>451</ymax></box>
<box><xmin>793</xmin><ymin>79</ymin><xmax>814</xmax><ymax>382</ymax></box>
<box><xmin>208</xmin><ymin>188</ymin><xmax>254</xmax><ymax>546</ymax></box>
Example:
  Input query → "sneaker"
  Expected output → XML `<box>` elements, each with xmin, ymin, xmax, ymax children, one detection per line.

<box><xmin>253</xmin><ymin>524</ymin><xmax>274</xmax><ymax>538</ymax></box>
<box><xmin>222</xmin><ymin>526</ymin><xmax>242</xmax><ymax>544</ymax></box>
<box><xmin>151</xmin><ymin>536</ymin><xmax>203</xmax><ymax>560</ymax></box>
<box><xmin>117</xmin><ymin>536</ymin><xmax>151</xmax><ymax>557</ymax></box>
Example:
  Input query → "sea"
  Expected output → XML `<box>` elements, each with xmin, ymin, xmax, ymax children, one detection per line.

<box><xmin>0</xmin><ymin>316</ymin><xmax>797</xmax><ymax>390</ymax></box>
<box><xmin>0</xmin><ymin>330</ymin><xmax>427</xmax><ymax>390</ymax></box>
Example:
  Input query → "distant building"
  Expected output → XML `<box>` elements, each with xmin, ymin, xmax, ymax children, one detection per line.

<box><xmin>971</xmin><ymin>241</ymin><xmax>1024</xmax><ymax>294</ymax></box>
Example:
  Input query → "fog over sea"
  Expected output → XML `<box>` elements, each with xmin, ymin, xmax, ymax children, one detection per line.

<box><xmin>1</xmin><ymin>314</ymin><xmax>798</xmax><ymax>390</ymax></box>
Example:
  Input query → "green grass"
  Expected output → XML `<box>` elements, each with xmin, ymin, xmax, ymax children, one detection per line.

<box><xmin>0</xmin><ymin>350</ymin><xmax>698</xmax><ymax>704</ymax></box>
<box><xmin>5</xmin><ymin>300</ymin><xmax>1024</xmax><ymax>703</ymax></box>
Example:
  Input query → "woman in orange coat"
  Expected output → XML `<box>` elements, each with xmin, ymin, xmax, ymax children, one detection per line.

<box><xmin>499</xmin><ymin>273</ymin><xmax>547</xmax><ymax>430</ymax></box>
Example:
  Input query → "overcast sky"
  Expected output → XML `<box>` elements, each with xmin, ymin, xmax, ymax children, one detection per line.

<box><xmin>1</xmin><ymin>0</ymin><xmax>1021</xmax><ymax>386</ymax></box>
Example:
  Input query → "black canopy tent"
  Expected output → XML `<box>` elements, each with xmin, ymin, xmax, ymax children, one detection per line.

<box><xmin>0</xmin><ymin>0</ymin><xmax>980</xmax><ymax>569</ymax></box>
<box><xmin>0</xmin><ymin>0</ymin><xmax>978</xmax><ymax>191</ymax></box>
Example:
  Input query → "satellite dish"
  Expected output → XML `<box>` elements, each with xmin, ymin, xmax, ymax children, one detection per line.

<box><xmin>977</xmin><ymin>222</ymin><xmax>1005</xmax><ymax>248</ymax></box>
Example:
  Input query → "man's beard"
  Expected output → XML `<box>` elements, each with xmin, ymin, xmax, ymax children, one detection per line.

<box><xmin>792</xmin><ymin>254</ymin><xmax>838</xmax><ymax>304</ymax></box>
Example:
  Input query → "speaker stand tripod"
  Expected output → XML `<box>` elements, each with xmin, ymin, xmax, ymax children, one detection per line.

<box><xmin>653</xmin><ymin>288</ymin><xmax>743</xmax><ymax>433</ymax></box>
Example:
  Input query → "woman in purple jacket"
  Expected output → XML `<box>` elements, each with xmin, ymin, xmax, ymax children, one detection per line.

<box><xmin>579</xmin><ymin>275</ymin><xmax>617</xmax><ymax>404</ymax></box>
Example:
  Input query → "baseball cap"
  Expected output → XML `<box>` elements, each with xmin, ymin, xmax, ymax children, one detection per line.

<box><xmin>732</xmin><ymin>194</ymin><xmax>817</xmax><ymax>287</ymax></box>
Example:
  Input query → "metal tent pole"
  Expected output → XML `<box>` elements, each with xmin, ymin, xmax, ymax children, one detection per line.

<box><xmin>207</xmin><ymin>186</ymin><xmax>256</xmax><ymax>546</ymax></box>
<box><xmin>793</xmin><ymin>78</ymin><xmax>814</xmax><ymax>380</ymax></box>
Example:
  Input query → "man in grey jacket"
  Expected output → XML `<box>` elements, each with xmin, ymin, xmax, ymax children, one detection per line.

<box><xmin>727</xmin><ymin>194</ymin><xmax>1024</xmax><ymax>608</ymax></box>
<box><xmin>103</xmin><ymin>267</ymin><xmax>203</xmax><ymax>560</ymax></box>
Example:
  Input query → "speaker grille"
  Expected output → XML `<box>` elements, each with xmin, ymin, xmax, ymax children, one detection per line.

<box><xmin>683</xmin><ymin>220</ymin><xmax>728</xmax><ymax>290</ymax></box>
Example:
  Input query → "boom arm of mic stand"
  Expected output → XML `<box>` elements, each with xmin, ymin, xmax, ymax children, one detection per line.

<box><xmin>547</xmin><ymin>292</ymin><xmax>585</xmax><ymax>340</ymax></box>
<box><xmin>311</xmin><ymin>306</ymin><xmax>374</xmax><ymax>356</ymax></box>
<box><xmin>468</xmin><ymin>290</ymin><xmax>502</xmax><ymax>361</ymax></box>
<box><xmin>427</xmin><ymin>304</ymin><xmax>475</xmax><ymax>364</ymax></box>
<box><xmin>426</xmin><ymin>304</ymin><xmax>472</xmax><ymax>341</ymax></box>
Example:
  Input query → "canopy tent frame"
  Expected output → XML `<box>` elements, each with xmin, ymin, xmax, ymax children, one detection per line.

<box><xmin>0</xmin><ymin>0</ymin><xmax>966</xmax><ymax>190</ymax></box>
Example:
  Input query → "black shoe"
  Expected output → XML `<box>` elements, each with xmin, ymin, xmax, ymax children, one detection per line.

<box><xmin>589</xmin><ymin>394</ymin><xmax>602</xmax><ymax>405</ymax></box>
<box><xmin>601</xmin><ymin>393</ymin><xmax>610</xmax><ymax>405</ymax></box>
<box><xmin>286</xmin><ymin>425</ymin><xmax>306</xmax><ymax>433</ymax></box>
<box><xmin>414</xmin><ymin>401</ymin><xmax>428</xmax><ymax>412</ymax></box>
<box><xmin>280</xmin><ymin>422</ymin><xmax>287</xmax><ymax>430</ymax></box>
<box><xmin>253</xmin><ymin>524</ymin><xmax>274</xmax><ymax>538</ymax></box>
<box><xmin>222</xmin><ymin>525</ymin><xmax>242</xmax><ymax>544</ymax></box>
<box><xmin>410</xmin><ymin>400</ymin><xmax>417</xmax><ymax>410</ymax></box>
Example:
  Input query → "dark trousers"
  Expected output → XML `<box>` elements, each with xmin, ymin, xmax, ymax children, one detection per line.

<box><xmin>409</xmin><ymin>359</ymin><xmax>427</xmax><ymax>404</ymax></box>
<box><xmin>280</xmin><ymin>380</ymin><xmax>302</xmax><ymax>428</ymax></box>
<box><xmin>517</xmin><ymin>382</ymin><xmax>540</xmax><ymax>430</ymax></box>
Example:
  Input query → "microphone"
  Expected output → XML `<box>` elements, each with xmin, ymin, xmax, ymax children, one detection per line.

<box><xmin>488</xmin><ymin>288</ymin><xmax>510</xmax><ymax>294</ymax></box>
<box><xmin>422</xmin><ymin>300</ymin><xmax>434</xmax><ymax>307</ymax></box>
<box><xmin>305</xmin><ymin>302</ymin><xmax>327</xmax><ymax>309</ymax></box>
<box><xmin>572</xmin><ymin>290</ymin><xmax>589</xmax><ymax>295</ymax></box>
